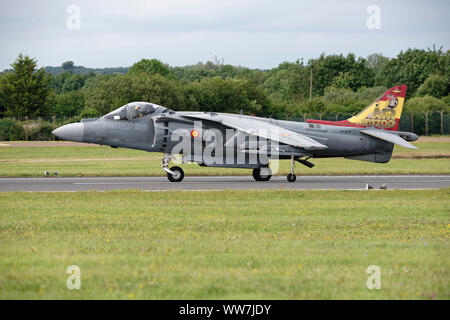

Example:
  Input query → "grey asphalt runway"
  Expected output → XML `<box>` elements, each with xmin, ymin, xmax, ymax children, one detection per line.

<box><xmin>0</xmin><ymin>175</ymin><xmax>449</xmax><ymax>192</ymax></box>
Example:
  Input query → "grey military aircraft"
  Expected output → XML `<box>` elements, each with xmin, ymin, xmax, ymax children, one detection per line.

<box><xmin>52</xmin><ymin>85</ymin><xmax>418</xmax><ymax>182</ymax></box>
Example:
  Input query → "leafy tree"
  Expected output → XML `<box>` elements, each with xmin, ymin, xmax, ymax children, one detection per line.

<box><xmin>62</xmin><ymin>61</ymin><xmax>74</xmax><ymax>71</ymax></box>
<box><xmin>1</xmin><ymin>48</ymin><xmax>448</xmax><ymax>122</ymax></box>
<box><xmin>330</xmin><ymin>71</ymin><xmax>354</xmax><ymax>89</ymax></box>
<box><xmin>0</xmin><ymin>54</ymin><xmax>50</xmax><ymax>118</ymax></box>
<box><xmin>366</xmin><ymin>53</ymin><xmax>389</xmax><ymax>85</ymax></box>
<box><xmin>45</xmin><ymin>65</ymin><xmax>128</xmax><ymax>75</ymax></box>
<box><xmin>308</xmin><ymin>53</ymin><xmax>374</xmax><ymax>95</ymax></box>
<box><xmin>61</xmin><ymin>73</ymin><xmax>88</xmax><ymax>92</ymax></box>
<box><xmin>29</xmin><ymin>121</ymin><xmax>54</xmax><ymax>140</ymax></box>
<box><xmin>0</xmin><ymin>118</ymin><xmax>24</xmax><ymax>140</ymax></box>
<box><xmin>405</xmin><ymin>95</ymin><xmax>448</xmax><ymax>113</ymax></box>
<box><xmin>51</xmin><ymin>72</ymin><xmax>70</xmax><ymax>93</ymax></box>
<box><xmin>129</xmin><ymin>59</ymin><xmax>171</xmax><ymax>77</ymax></box>
<box><xmin>172</xmin><ymin>62</ymin><xmax>219</xmax><ymax>82</ymax></box>
<box><xmin>84</xmin><ymin>73</ymin><xmax>184</xmax><ymax>115</ymax></box>
<box><xmin>0</xmin><ymin>75</ymin><xmax>6</xmax><ymax>116</ymax></box>
<box><xmin>51</xmin><ymin>72</ymin><xmax>91</xmax><ymax>94</ymax></box>
<box><xmin>442</xmin><ymin>95</ymin><xmax>450</xmax><ymax>107</ymax></box>
<box><xmin>416</xmin><ymin>74</ymin><xmax>449</xmax><ymax>98</ymax></box>
<box><xmin>79</xmin><ymin>107</ymin><xmax>100</xmax><ymax>118</ymax></box>
<box><xmin>52</xmin><ymin>91</ymin><xmax>85</xmax><ymax>117</ymax></box>
<box><xmin>405</xmin><ymin>95</ymin><xmax>449</xmax><ymax>135</ymax></box>
<box><xmin>184</xmin><ymin>77</ymin><xmax>272</xmax><ymax>116</ymax></box>
<box><xmin>301</xmin><ymin>97</ymin><xmax>326</xmax><ymax>116</ymax></box>
<box><xmin>321</xmin><ymin>87</ymin><xmax>365</xmax><ymax>115</ymax></box>
<box><xmin>366</xmin><ymin>53</ymin><xmax>389</xmax><ymax>72</ymax></box>
<box><xmin>356</xmin><ymin>86</ymin><xmax>388</xmax><ymax>107</ymax></box>
<box><xmin>268</xmin><ymin>99</ymin><xmax>300</xmax><ymax>119</ymax></box>
<box><xmin>381</xmin><ymin>48</ymin><xmax>448</xmax><ymax>96</ymax></box>
<box><xmin>82</xmin><ymin>73</ymin><xmax>113</xmax><ymax>90</ymax></box>
<box><xmin>263</xmin><ymin>60</ymin><xmax>310</xmax><ymax>102</ymax></box>
<box><xmin>427</xmin><ymin>45</ymin><xmax>448</xmax><ymax>77</ymax></box>
<box><xmin>172</xmin><ymin>61</ymin><xmax>259</xmax><ymax>84</ymax></box>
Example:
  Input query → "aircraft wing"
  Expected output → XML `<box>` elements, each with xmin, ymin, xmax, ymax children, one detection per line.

<box><xmin>180</xmin><ymin>112</ymin><xmax>328</xmax><ymax>151</ymax></box>
<box><xmin>360</xmin><ymin>128</ymin><xmax>417</xmax><ymax>149</ymax></box>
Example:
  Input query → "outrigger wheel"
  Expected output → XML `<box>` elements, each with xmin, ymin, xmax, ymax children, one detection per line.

<box><xmin>287</xmin><ymin>155</ymin><xmax>297</xmax><ymax>183</ymax></box>
<box><xmin>252</xmin><ymin>167</ymin><xmax>272</xmax><ymax>182</ymax></box>
<box><xmin>167</xmin><ymin>166</ymin><xmax>184</xmax><ymax>182</ymax></box>
<box><xmin>287</xmin><ymin>173</ymin><xmax>296</xmax><ymax>183</ymax></box>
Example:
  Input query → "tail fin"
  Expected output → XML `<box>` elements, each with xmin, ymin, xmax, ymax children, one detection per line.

<box><xmin>307</xmin><ymin>85</ymin><xmax>407</xmax><ymax>131</ymax></box>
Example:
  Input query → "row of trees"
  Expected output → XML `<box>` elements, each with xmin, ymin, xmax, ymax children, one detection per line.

<box><xmin>0</xmin><ymin>47</ymin><xmax>449</xmax><ymax>126</ymax></box>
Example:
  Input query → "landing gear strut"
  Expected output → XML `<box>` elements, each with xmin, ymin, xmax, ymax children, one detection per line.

<box><xmin>287</xmin><ymin>155</ymin><xmax>297</xmax><ymax>182</ymax></box>
<box><xmin>162</xmin><ymin>153</ymin><xmax>184</xmax><ymax>182</ymax></box>
<box><xmin>252</xmin><ymin>167</ymin><xmax>272</xmax><ymax>181</ymax></box>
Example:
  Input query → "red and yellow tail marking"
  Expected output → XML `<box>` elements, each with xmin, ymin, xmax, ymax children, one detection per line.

<box><xmin>307</xmin><ymin>85</ymin><xmax>407</xmax><ymax>131</ymax></box>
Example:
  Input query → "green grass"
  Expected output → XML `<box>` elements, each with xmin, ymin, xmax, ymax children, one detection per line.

<box><xmin>0</xmin><ymin>189</ymin><xmax>449</xmax><ymax>299</ymax></box>
<box><xmin>0</xmin><ymin>139</ymin><xmax>450</xmax><ymax>177</ymax></box>
<box><xmin>2</xmin><ymin>158</ymin><xmax>450</xmax><ymax>177</ymax></box>
<box><xmin>394</xmin><ymin>141</ymin><xmax>450</xmax><ymax>157</ymax></box>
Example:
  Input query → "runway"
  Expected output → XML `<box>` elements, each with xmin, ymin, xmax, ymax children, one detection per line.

<box><xmin>0</xmin><ymin>175</ymin><xmax>449</xmax><ymax>192</ymax></box>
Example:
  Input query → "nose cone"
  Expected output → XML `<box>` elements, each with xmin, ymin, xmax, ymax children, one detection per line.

<box><xmin>52</xmin><ymin>123</ymin><xmax>85</xmax><ymax>142</ymax></box>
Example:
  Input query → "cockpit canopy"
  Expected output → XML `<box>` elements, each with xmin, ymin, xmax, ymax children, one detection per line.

<box><xmin>102</xmin><ymin>102</ymin><xmax>160</xmax><ymax>120</ymax></box>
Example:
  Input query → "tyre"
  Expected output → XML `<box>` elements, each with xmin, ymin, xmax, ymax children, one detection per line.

<box><xmin>252</xmin><ymin>167</ymin><xmax>272</xmax><ymax>182</ymax></box>
<box><xmin>287</xmin><ymin>173</ymin><xmax>296</xmax><ymax>183</ymax></box>
<box><xmin>167</xmin><ymin>166</ymin><xmax>184</xmax><ymax>182</ymax></box>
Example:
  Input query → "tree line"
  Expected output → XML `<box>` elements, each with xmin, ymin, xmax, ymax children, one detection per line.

<box><xmin>0</xmin><ymin>47</ymin><xmax>448</xmax><ymax>130</ymax></box>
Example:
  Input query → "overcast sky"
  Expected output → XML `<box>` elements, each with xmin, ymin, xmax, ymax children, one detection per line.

<box><xmin>1</xmin><ymin>0</ymin><xmax>449</xmax><ymax>71</ymax></box>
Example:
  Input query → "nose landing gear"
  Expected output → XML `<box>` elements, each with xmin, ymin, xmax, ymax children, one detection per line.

<box><xmin>162</xmin><ymin>153</ymin><xmax>185</xmax><ymax>182</ymax></box>
<box><xmin>167</xmin><ymin>166</ymin><xmax>184</xmax><ymax>182</ymax></box>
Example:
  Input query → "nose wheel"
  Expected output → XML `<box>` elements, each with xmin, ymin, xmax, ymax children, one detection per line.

<box><xmin>167</xmin><ymin>166</ymin><xmax>184</xmax><ymax>182</ymax></box>
<box><xmin>162</xmin><ymin>153</ymin><xmax>185</xmax><ymax>182</ymax></box>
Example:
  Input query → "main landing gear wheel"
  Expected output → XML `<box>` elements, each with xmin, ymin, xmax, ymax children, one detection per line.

<box><xmin>287</xmin><ymin>173</ymin><xmax>296</xmax><ymax>182</ymax></box>
<box><xmin>167</xmin><ymin>166</ymin><xmax>184</xmax><ymax>182</ymax></box>
<box><xmin>252</xmin><ymin>167</ymin><xmax>272</xmax><ymax>181</ymax></box>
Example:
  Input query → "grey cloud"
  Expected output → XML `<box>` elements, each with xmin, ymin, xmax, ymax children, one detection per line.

<box><xmin>0</xmin><ymin>0</ymin><xmax>449</xmax><ymax>70</ymax></box>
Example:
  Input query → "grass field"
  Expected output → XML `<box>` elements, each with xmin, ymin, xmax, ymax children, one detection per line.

<box><xmin>0</xmin><ymin>137</ymin><xmax>449</xmax><ymax>177</ymax></box>
<box><xmin>0</xmin><ymin>189</ymin><xmax>448</xmax><ymax>299</ymax></box>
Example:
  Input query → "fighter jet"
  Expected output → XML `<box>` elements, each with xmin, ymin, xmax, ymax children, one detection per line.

<box><xmin>52</xmin><ymin>85</ymin><xmax>418</xmax><ymax>182</ymax></box>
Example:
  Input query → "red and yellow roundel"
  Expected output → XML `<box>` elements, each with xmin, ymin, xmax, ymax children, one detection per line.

<box><xmin>190</xmin><ymin>129</ymin><xmax>200</xmax><ymax>138</ymax></box>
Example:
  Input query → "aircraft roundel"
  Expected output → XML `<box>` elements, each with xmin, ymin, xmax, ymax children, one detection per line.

<box><xmin>191</xmin><ymin>129</ymin><xmax>200</xmax><ymax>138</ymax></box>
